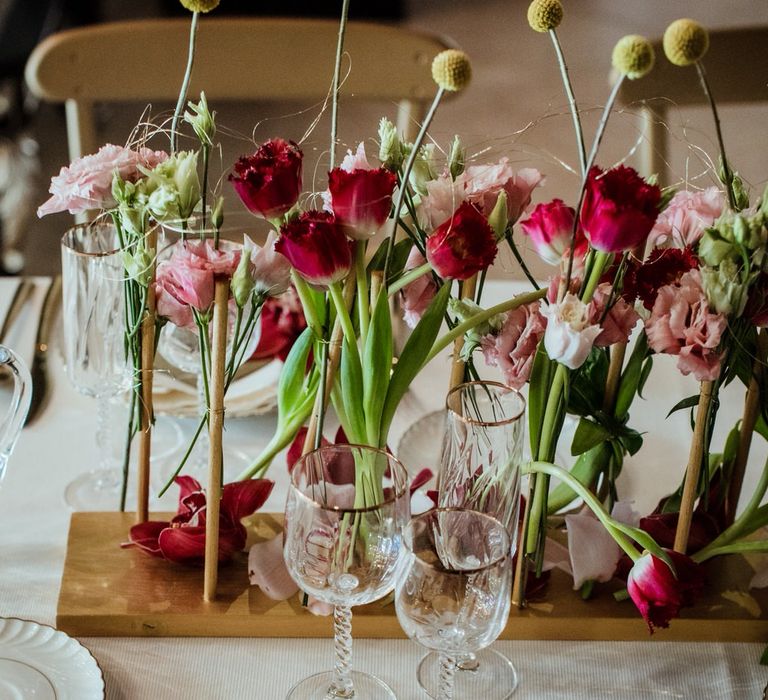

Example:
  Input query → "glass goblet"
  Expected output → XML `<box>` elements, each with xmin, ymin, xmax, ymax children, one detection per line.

<box><xmin>420</xmin><ymin>381</ymin><xmax>524</xmax><ymax>698</ymax></box>
<box><xmin>396</xmin><ymin>509</ymin><xmax>513</xmax><ymax>700</ymax></box>
<box><xmin>284</xmin><ymin>444</ymin><xmax>410</xmax><ymax>699</ymax></box>
<box><xmin>61</xmin><ymin>222</ymin><xmax>132</xmax><ymax>510</ymax></box>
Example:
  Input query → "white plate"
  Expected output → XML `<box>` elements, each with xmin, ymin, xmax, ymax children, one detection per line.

<box><xmin>0</xmin><ymin>618</ymin><xmax>104</xmax><ymax>700</ymax></box>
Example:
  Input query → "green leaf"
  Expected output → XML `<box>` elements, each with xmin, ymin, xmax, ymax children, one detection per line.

<box><xmin>615</xmin><ymin>334</ymin><xmax>649</xmax><ymax>418</ymax></box>
<box><xmin>368</xmin><ymin>237</ymin><xmax>413</xmax><ymax>282</ymax></box>
<box><xmin>363</xmin><ymin>290</ymin><xmax>393</xmax><ymax>444</ymax></box>
<box><xmin>756</xmin><ymin>413</ymin><xmax>768</xmax><ymax>442</ymax></box>
<box><xmin>568</xmin><ymin>348</ymin><xmax>608</xmax><ymax>416</ymax></box>
<box><xmin>277</xmin><ymin>327</ymin><xmax>314</xmax><ymax>427</ymax></box>
<box><xmin>379</xmin><ymin>283</ymin><xmax>450</xmax><ymax>443</ymax></box>
<box><xmin>340</xmin><ymin>336</ymin><xmax>366</xmax><ymax>444</ymax></box>
<box><xmin>571</xmin><ymin>418</ymin><xmax>611</xmax><ymax>456</ymax></box>
<box><xmin>666</xmin><ymin>394</ymin><xmax>700</xmax><ymax>419</ymax></box>
<box><xmin>638</xmin><ymin>356</ymin><xmax>653</xmax><ymax>399</ymax></box>
<box><xmin>528</xmin><ymin>345</ymin><xmax>554</xmax><ymax>458</ymax></box>
<box><xmin>618</xmin><ymin>428</ymin><xmax>644</xmax><ymax>457</ymax></box>
<box><xmin>547</xmin><ymin>443</ymin><xmax>611</xmax><ymax>514</ymax></box>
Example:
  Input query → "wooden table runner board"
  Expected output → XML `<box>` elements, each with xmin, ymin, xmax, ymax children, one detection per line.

<box><xmin>57</xmin><ymin>512</ymin><xmax>768</xmax><ymax>640</ymax></box>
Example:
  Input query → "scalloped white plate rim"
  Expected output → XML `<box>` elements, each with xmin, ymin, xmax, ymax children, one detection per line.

<box><xmin>0</xmin><ymin>617</ymin><xmax>105</xmax><ymax>699</ymax></box>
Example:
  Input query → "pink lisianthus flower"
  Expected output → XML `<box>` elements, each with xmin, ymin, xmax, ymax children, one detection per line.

<box><xmin>587</xmin><ymin>282</ymin><xmax>640</xmax><ymax>347</ymax></box>
<box><xmin>400</xmin><ymin>246</ymin><xmax>437</xmax><ymax>329</ymax></box>
<box><xmin>426</xmin><ymin>202</ymin><xmax>498</xmax><ymax>280</ymax></box>
<box><xmin>38</xmin><ymin>144</ymin><xmax>168</xmax><ymax>217</ymax></box>
<box><xmin>540</xmin><ymin>292</ymin><xmax>602</xmax><ymax>369</ymax></box>
<box><xmin>125</xmin><ymin>476</ymin><xmax>273</xmax><ymax>565</ymax></box>
<box><xmin>420</xmin><ymin>173</ymin><xmax>466</xmax><ymax>231</ymax></box>
<box><xmin>581</xmin><ymin>165</ymin><xmax>661</xmax><ymax>253</ymax></box>
<box><xmin>155</xmin><ymin>258</ymin><xmax>215</xmax><ymax>318</ymax></box>
<box><xmin>324</xmin><ymin>143</ymin><xmax>397</xmax><ymax>240</ymax></box>
<box><xmin>648</xmin><ymin>187</ymin><xmax>724</xmax><ymax>249</ymax></box>
<box><xmin>520</xmin><ymin>198</ymin><xmax>588</xmax><ymax>266</ymax></box>
<box><xmin>627</xmin><ymin>549</ymin><xmax>704</xmax><ymax>633</ymax></box>
<box><xmin>275</xmin><ymin>211</ymin><xmax>352</xmax><ymax>289</ymax></box>
<box><xmin>181</xmin><ymin>239</ymin><xmax>241</xmax><ymax>277</ymax></box>
<box><xmin>481</xmin><ymin>301</ymin><xmax>546</xmax><ymax>389</ymax></box>
<box><xmin>645</xmin><ymin>269</ymin><xmax>726</xmax><ymax>381</ymax></box>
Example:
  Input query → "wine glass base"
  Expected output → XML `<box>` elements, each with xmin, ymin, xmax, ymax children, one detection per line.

<box><xmin>64</xmin><ymin>468</ymin><xmax>126</xmax><ymax>511</ymax></box>
<box><xmin>286</xmin><ymin>670</ymin><xmax>396</xmax><ymax>699</ymax></box>
<box><xmin>417</xmin><ymin>649</ymin><xmax>519</xmax><ymax>699</ymax></box>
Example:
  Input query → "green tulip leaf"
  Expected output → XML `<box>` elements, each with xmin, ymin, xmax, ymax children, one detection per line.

<box><xmin>363</xmin><ymin>289</ymin><xmax>393</xmax><ymax>444</ymax></box>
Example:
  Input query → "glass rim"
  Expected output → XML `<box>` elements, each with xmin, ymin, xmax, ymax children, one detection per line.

<box><xmin>289</xmin><ymin>443</ymin><xmax>410</xmax><ymax>514</ymax></box>
<box><xmin>61</xmin><ymin>221</ymin><xmax>122</xmax><ymax>258</ymax></box>
<box><xmin>403</xmin><ymin>507</ymin><xmax>512</xmax><ymax>573</ymax></box>
<box><xmin>445</xmin><ymin>380</ymin><xmax>525</xmax><ymax>427</ymax></box>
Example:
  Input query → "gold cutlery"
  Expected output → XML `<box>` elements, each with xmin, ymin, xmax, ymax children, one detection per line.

<box><xmin>24</xmin><ymin>276</ymin><xmax>62</xmax><ymax>426</ymax></box>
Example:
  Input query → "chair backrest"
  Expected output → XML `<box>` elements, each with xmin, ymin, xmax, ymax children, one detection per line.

<box><xmin>24</xmin><ymin>17</ymin><xmax>451</xmax><ymax>159</ymax></box>
<box><xmin>617</xmin><ymin>26</ymin><xmax>768</xmax><ymax>185</ymax></box>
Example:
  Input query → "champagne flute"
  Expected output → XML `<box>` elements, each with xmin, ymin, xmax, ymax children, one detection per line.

<box><xmin>284</xmin><ymin>444</ymin><xmax>410</xmax><ymax>699</ymax></box>
<box><xmin>396</xmin><ymin>508</ymin><xmax>513</xmax><ymax>700</ymax></box>
<box><xmin>420</xmin><ymin>381</ymin><xmax>524</xmax><ymax>698</ymax></box>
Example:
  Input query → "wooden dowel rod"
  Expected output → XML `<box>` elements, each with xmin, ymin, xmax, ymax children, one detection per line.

<box><xmin>726</xmin><ymin>328</ymin><xmax>768</xmax><ymax>524</ymax></box>
<box><xmin>204</xmin><ymin>277</ymin><xmax>229</xmax><ymax>602</ymax></box>
<box><xmin>136</xmin><ymin>229</ymin><xmax>157</xmax><ymax>524</ymax></box>
<box><xmin>448</xmin><ymin>275</ymin><xmax>478</xmax><ymax>392</ymax></box>
<box><xmin>674</xmin><ymin>380</ymin><xmax>715</xmax><ymax>553</ymax></box>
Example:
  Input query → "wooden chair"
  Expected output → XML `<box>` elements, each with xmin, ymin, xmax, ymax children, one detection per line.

<box><xmin>24</xmin><ymin>17</ymin><xmax>451</xmax><ymax>160</ymax></box>
<box><xmin>617</xmin><ymin>26</ymin><xmax>768</xmax><ymax>186</ymax></box>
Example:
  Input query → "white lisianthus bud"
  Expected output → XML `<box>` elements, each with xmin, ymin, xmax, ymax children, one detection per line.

<box><xmin>700</xmin><ymin>258</ymin><xmax>748</xmax><ymax>317</ymax></box>
<box><xmin>144</xmin><ymin>150</ymin><xmax>201</xmax><ymax>222</ymax></box>
<box><xmin>184</xmin><ymin>92</ymin><xmax>216</xmax><ymax>147</ymax></box>
<box><xmin>540</xmin><ymin>293</ymin><xmax>601</xmax><ymax>369</ymax></box>
<box><xmin>122</xmin><ymin>245</ymin><xmax>154</xmax><ymax>288</ymax></box>
<box><xmin>488</xmin><ymin>191</ymin><xmax>509</xmax><ymax>240</ymax></box>
<box><xmin>173</xmin><ymin>151</ymin><xmax>201</xmax><ymax>220</ymax></box>
<box><xmin>448</xmin><ymin>135</ymin><xmax>465</xmax><ymax>180</ymax></box>
<box><xmin>147</xmin><ymin>185</ymin><xmax>178</xmax><ymax>221</ymax></box>
<box><xmin>231</xmin><ymin>238</ymin><xmax>256</xmax><ymax>307</ymax></box>
<box><xmin>378</xmin><ymin>117</ymin><xmax>403</xmax><ymax>170</ymax></box>
<box><xmin>409</xmin><ymin>143</ymin><xmax>438</xmax><ymax>197</ymax></box>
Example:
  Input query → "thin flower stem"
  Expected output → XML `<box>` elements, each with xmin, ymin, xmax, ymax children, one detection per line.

<box><xmin>386</xmin><ymin>261</ymin><xmax>432</xmax><ymax>296</ymax></box>
<box><xmin>201</xmin><ymin>144</ymin><xmax>210</xmax><ymax>232</ymax></box>
<box><xmin>524</xmin><ymin>461</ymin><xmax>641</xmax><ymax>561</ymax></box>
<box><xmin>505</xmin><ymin>232</ymin><xmax>541</xmax><ymax>291</ymax></box>
<box><xmin>329</xmin><ymin>282</ymin><xmax>357</xmax><ymax>347</ymax></box>
<box><xmin>695</xmin><ymin>62</ymin><xmax>737</xmax><ymax>210</ymax></box>
<box><xmin>355</xmin><ymin>241</ymin><xmax>369</xmax><ymax>343</ymax></box>
<box><xmin>562</xmin><ymin>76</ymin><xmax>625</xmax><ymax>297</ymax></box>
<box><xmin>694</xmin><ymin>540</ymin><xmax>768</xmax><ymax>562</ymax></box>
<box><xmin>119</xmin><ymin>389</ymin><xmax>138</xmax><ymax>512</ymax></box>
<box><xmin>329</xmin><ymin>0</ymin><xmax>351</xmax><ymax>169</ymax></box>
<box><xmin>383</xmin><ymin>87</ymin><xmax>446</xmax><ymax>280</ymax></box>
<box><xmin>549</xmin><ymin>29</ymin><xmax>587</xmax><ymax>176</ymax></box>
<box><xmin>158</xmin><ymin>415</ymin><xmax>208</xmax><ymax>496</ymax></box>
<box><xmin>291</xmin><ymin>273</ymin><xmax>323</xmax><ymax>335</ymax></box>
<box><xmin>424</xmin><ymin>289</ymin><xmax>547</xmax><ymax>365</ymax></box>
<box><xmin>170</xmin><ymin>11</ymin><xmax>199</xmax><ymax>154</ymax></box>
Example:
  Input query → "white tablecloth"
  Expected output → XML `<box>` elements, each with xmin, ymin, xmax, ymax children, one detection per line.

<box><xmin>0</xmin><ymin>278</ymin><xmax>766</xmax><ymax>699</ymax></box>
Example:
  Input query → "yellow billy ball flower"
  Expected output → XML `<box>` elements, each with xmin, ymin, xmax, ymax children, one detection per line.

<box><xmin>431</xmin><ymin>50</ymin><xmax>472</xmax><ymax>92</ymax></box>
<box><xmin>179</xmin><ymin>0</ymin><xmax>220</xmax><ymax>12</ymax></box>
<box><xmin>527</xmin><ymin>0</ymin><xmax>564</xmax><ymax>33</ymax></box>
<box><xmin>612</xmin><ymin>35</ymin><xmax>655</xmax><ymax>80</ymax></box>
<box><xmin>663</xmin><ymin>19</ymin><xmax>709</xmax><ymax>66</ymax></box>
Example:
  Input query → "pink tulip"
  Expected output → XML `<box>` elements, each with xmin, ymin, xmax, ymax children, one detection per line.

<box><xmin>520</xmin><ymin>198</ymin><xmax>588</xmax><ymax>266</ymax></box>
<box><xmin>627</xmin><ymin>549</ymin><xmax>704</xmax><ymax>632</ymax></box>
<box><xmin>275</xmin><ymin>211</ymin><xmax>351</xmax><ymax>288</ymax></box>
<box><xmin>581</xmin><ymin>165</ymin><xmax>661</xmax><ymax>253</ymax></box>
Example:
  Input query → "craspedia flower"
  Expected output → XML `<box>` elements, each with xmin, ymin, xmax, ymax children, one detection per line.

<box><xmin>527</xmin><ymin>0</ymin><xmax>563</xmax><ymax>33</ymax></box>
<box><xmin>179</xmin><ymin>0</ymin><xmax>220</xmax><ymax>12</ymax></box>
<box><xmin>431</xmin><ymin>50</ymin><xmax>472</xmax><ymax>92</ymax></box>
<box><xmin>612</xmin><ymin>35</ymin><xmax>655</xmax><ymax>79</ymax></box>
<box><xmin>663</xmin><ymin>19</ymin><xmax>709</xmax><ymax>66</ymax></box>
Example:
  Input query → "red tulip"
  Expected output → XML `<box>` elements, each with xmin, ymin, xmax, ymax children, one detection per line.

<box><xmin>627</xmin><ymin>549</ymin><xmax>704</xmax><ymax>632</ymax></box>
<box><xmin>275</xmin><ymin>211</ymin><xmax>351</xmax><ymax>288</ymax></box>
<box><xmin>520</xmin><ymin>198</ymin><xmax>588</xmax><ymax>266</ymax></box>
<box><xmin>251</xmin><ymin>288</ymin><xmax>307</xmax><ymax>362</ymax></box>
<box><xmin>125</xmin><ymin>476</ymin><xmax>274</xmax><ymax>565</ymax></box>
<box><xmin>426</xmin><ymin>201</ymin><xmax>498</xmax><ymax>280</ymax></box>
<box><xmin>580</xmin><ymin>165</ymin><xmax>661</xmax><ymax>253</ymax></box>
<box><xmin>230</xmin><ymin>139</ymin><xmax>303</xmax><ymax>220</ymax></box>
<box><xmin>327</xmin><ymin>166</ymin><xmax>397</xmax><ymax>240</ymax></box>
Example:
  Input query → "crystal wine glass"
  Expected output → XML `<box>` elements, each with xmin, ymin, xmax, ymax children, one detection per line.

<box><xmin>395</xmin><ymin>508</ymin><xmax>513</xmax><ymax>700</ymax></box>
<box><xmin>420</xmin><ymin>381</ymin><xmax>524</xmax><ymax>698</ymax></box>
<box><xmin>284</xmin><ymin>444</ymin><xmax>410</xmax><ymax>699</ymax></box>
<box><xmin>61</xmin><ymin>222</ymin><xmax>132</xmax><ymax>510</ymax></box>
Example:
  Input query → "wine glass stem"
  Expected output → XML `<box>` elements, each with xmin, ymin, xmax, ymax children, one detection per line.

<box><xmin>329</xmin><ymin>604</ymin><xmax>354</xmax><ymax>698</ymax></box>
<box><xmin>456</xmin><ymin>652</ymin><xmax>480</xmax><ymax>671</ymax></box>
<box><xmin>95</xmin><ymin>395</ymin><xmax>112</xmax><ymax>470</ymax></box>
<box><xmin>438</xmin><ymin>652</ymin><xmax>457</xmax><ymax>700</ymax></box>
